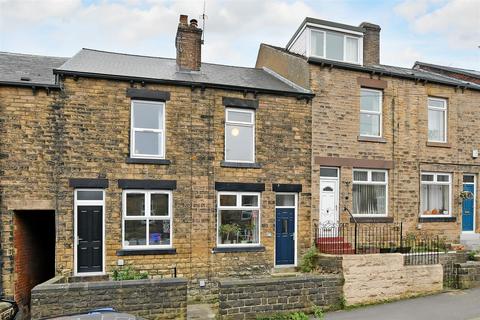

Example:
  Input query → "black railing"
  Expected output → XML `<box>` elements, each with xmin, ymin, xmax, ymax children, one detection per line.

<box><xmin>403</xmin><ymin>235</ymin><xmax>440</xmax><ymax>265</ymax></box>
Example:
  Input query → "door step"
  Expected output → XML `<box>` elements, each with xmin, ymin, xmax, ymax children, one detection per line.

<box><xmin>271</xmin><ymin>267</ymin><xmax>298</xmax><ymax>276</ymax></box>
<box><xmin>460</xmin><ymin>233</ymin><xmax>480</xmax><ymax>250</ymax></box>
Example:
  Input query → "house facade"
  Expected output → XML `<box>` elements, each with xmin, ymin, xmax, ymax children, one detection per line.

<box><xmin>256</xmin><ymin>18</ymin><xmax>480</xmax><ymax>244</ymax></box>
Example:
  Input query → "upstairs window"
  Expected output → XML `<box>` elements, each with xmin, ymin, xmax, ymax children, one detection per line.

<box><xmin>310</xmin><ymin>29</ymin><xmax>360</xmax><ymax>64</ymax></box>
<box><xmin>352</xmin><ymin>169</ymin><xmax>388</xmax><ymax>216</ymax></box>
<box><xmin>225</xmin><ymin>108</ymin><xmax>255</xmax><ymax>163</ymax></box>
<box><xmin>131</xmin><ymin>100</ymin><xmax>165</xmax><ymax>159</ymax></box>
<box><xmin>360</xmin><ymin>89</ymin><xmax>382</xmax><ymax>137</ymax></box>
<box><xmin>427</xmin><ymin>98</ymin><xmax>447</xmax><ymax>143</ymax></box>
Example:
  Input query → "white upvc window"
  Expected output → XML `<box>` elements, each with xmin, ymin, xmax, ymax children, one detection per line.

<box><xmin>352</xmin><ymin>169</ymin><xmax>388</xmax><ymax>216</ymax></box>
<box><xmin>122</xmin><ymin>190</ymin><xmax>172</xmax><ymax>249</ymax></box>
<box><xmin>217</xmin><ymin>192</ymin><xmax>260</xmax><ymax>247</ymax></box>
<box><xmin>131</xmin><ymin>100</ymin><xmax>165</xmax><ymax>159</ymax></box>
<box><xmin>360</xmin><ymin>89</ymin><xmax>382</xmax><ymax>137</ymax></box>
<box><xmin>427</xmin><ymin>98</ymin><xmax>447</xmax><ymax>143</ymax></box>
<box><xmin>224</xmin><ymin>108</ymin><xmax>255</xmax><ymax>163</ymax></box>
<box><xmin>310</xmin><ymin>29</ymin><xmax>361</xmax><ymax>64</ymax></box>
<box><xmin>420</xmin><ymin>172</ymin><xmax>452</xmax><ymax>217</ymax></box>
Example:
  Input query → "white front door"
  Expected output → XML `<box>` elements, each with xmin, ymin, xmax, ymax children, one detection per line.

<box><xmin>320</xmin><ymin>179</ymin><xmax>339</xmax><ymax>225</ymax></box>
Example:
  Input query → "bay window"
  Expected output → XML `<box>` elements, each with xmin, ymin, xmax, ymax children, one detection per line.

<box><xmin>427</xmin><ymin>98</ymin><xmax>447</xmax><ymax>143</ymax></box>
<box><xmin>217</xmin><ymin>192</ymin><xmax>260</xmax><ymax>246</ymax></box>
<box><xmin>352</xmin><ymin>169</ymin><xmax>388</xmax><ymax>216</ymax></box>
<box><xmin>420</xmin><ymin>173</ymin><xmax>451</xmax><ymax>217</ymax></box>
<box><xmin>123</xmin><ymin>190</ymin><xmax>172</xmax><ymax>248</ymax></box>
<box><xmin>131</xmin><ymin>100</ymin><xmax>165</xmax><ymax>158</ymax></box>
<box><xmin>360</xmin><ymin>89</ymin><xmax>382</xmax><ymax>137</ymax></box>
<box><xmin>225</xmin><ymin>108</ymin><xmax>255</xmax><ymax>163</ymax></box>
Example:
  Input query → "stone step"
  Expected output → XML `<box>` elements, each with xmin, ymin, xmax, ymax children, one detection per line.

<box><xmin>187</xmin><ymin>304</ymin><xmax>216</xmax><ymax>320</ymax></box>
<box><xmin>271</xmin><ymin>266</ymin><xmax>297</xmax><ymax>274</ymax></box>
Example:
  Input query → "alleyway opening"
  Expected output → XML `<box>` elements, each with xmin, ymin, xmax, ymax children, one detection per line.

<box><xmin>14</xmin><ymin>210</ymin><xmax>55</xmax><ymax>318</ymax></box>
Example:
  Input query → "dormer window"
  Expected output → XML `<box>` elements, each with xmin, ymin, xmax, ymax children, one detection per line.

<box><xmin>310</xmin><ymin>29</ymin><xmax>361</xmax><ymax>64</ymax></box>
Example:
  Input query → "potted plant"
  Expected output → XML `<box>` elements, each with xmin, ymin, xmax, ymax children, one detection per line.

<box><xmin>220</xmin><ymin>224</ymin><xmax>233</xmax><ymax>244</ymax></box>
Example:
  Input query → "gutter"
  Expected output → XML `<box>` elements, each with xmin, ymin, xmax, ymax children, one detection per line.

<box><xmin>0</xmin><ymin>80</ymin><xmax>61</xmax><ymax>90</ymax></box>
<box><xmin>53</xmin><ymin>69</ymin><xmax>315</xmax><ymax>100</ymax></box>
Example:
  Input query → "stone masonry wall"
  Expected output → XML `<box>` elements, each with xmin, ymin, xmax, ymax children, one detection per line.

<box><xmin>218</xmin><ymin>275</ymin><xmax>343</xmax><ymax>319</ymax></box>
<box><xmin>341</xmin><ymin>253</ymin><xmax>443</xmax><ymax>306</ymax></box>
<box><xmin>455</xmin><ymin>261</ymin><xmax>480</xmax><ymax>289</ymax></box>
<box><xmin>30</xmin><ymin>276</ymin><xmax>187</xmax><ymax>320</ymax></box>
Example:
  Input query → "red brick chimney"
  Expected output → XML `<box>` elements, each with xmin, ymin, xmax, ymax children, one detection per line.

<box><xmin>175</xmin><ymin>15</ymin><xmax>203</xmax><ymax>71</ymax></box>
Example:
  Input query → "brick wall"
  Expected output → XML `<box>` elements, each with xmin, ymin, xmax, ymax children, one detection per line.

<box><xmin>31</xmin><ymin>277</ymin><xmax>187</xmax><ymax>319</ymax></box>
<box><xmin>218</xmin><ymin>275</ymin><xmax>343</xmax><ymax>319</ymax></box>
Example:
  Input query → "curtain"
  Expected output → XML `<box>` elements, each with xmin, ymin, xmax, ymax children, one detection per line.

<box><xmin>353</xmin><ymin>184</ymin><xmax>386</xmax><ymax>215</ymax></box>
<box><xmin>421</xmin><ymin>184</ymin><xmax>449</xmax><ymax>215</ymax></box>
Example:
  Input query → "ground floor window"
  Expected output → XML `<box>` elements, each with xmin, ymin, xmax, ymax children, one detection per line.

<box><xmin>122</xmin><ymin>190</ymin><xmax>172</xmax><ymax>248</ymax></box>
<box><xmin>217</xmin><ymin>192</ymin><xmax>260</xmax><ymax>246</ymax></box>
<box><xmin>421</xmin><ymin>172</ymin><xmax>451</xmax><ymax>217</ymax></box>
<box><xmin>352</xmin><ymin>169</ymin><xmax>388</xmax><ymax>216</ymax></box>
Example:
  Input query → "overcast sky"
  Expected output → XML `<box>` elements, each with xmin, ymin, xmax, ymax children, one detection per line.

<box><xmin>0</xmin><ymin>0</ymin><xmax>479</xmax><ymax>70</ymax></box>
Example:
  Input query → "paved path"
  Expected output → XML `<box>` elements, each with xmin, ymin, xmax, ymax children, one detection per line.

<box><xmin>325</xmin><ymin>289</ymin><xmax>480</xmax><ymax>320</ymax></box>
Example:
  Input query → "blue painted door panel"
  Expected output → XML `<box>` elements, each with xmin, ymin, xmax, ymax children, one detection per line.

<box><xmin>462</xmin><ymin>184</ymin><xmax>475</xmax><ymax>232</ymax></box>
<box><xmin>275</xmin><ymin>208</ymin><xmax>295</xmax><ymax>265</ymax></box>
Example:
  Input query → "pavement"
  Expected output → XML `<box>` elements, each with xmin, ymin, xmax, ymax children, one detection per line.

<box><xmin>325</xmin><ymin>288</ymin><xmax>480</xmax><ymax>320</ymax></box>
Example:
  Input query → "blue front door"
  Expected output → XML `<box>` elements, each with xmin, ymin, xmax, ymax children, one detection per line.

<box><xmin>275</xmin><ymin>208</ymin><xmax>295</xmax><ymax>265</ymax></box>
<box><xmin>462</xmin><ymin>183</ymin><xmax>475</xmax><ymax>232</ymax></box>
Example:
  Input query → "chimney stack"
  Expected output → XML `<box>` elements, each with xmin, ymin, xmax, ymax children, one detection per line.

<box><xmin>360</xmin><ymin>22</ymin><xmax>381</xmax><ymax>66</ymax></box>
<box><xmin>176</xmin><ymin>15</ymin><xmax>203</xmax><ymax>71</ymax></box>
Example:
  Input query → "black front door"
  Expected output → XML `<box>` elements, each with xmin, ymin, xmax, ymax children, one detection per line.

<box><xmin>77</xmin><ymin>206</ymin><xmax>103</xmax><ymax>273</ymax></box>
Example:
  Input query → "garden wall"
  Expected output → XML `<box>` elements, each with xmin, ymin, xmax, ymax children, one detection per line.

<box><xmin>30</xmin><ymin>276</ymin><xmax>187</xmax><ymax>320</ymax></box>
<box><xmin>218</xmin><ymin>274</ymin><xmax>343</xmax><ymax>319</ymax></box>
<box><xmin>455</xmin><ymin>261</ymin><xmax>480</xmax><ymax>289</ymax></box>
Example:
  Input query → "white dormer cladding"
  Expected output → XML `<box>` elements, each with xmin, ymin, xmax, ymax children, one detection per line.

<box><xmin>288</xmin><ymin>21</ymin><xmax>364</xmax><ymax>65</ymax></box>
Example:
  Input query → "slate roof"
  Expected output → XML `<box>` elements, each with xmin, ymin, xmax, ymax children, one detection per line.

<box><xmin>414</xmin><ymin>61</ymin><xmax>480</xmax><ymax>79</ymax></box>
<box><xmin>0</xmin><ymin>52</ymin><xmax>67</xmax><ymax>87</ymax></box>
<box><xmin>55</xmin><ymin>48</ymin><xmax>312</xmax><ymax>96</ymax></box>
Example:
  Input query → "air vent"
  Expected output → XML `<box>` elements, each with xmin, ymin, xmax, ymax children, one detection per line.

<box><xmin>20</xmin><ymin>77</ymin><xmax>31</xmax><ymax>81</ymax></box>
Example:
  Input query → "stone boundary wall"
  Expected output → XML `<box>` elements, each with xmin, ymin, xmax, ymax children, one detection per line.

<box><xmin>31</xmin><ymin>276</ymin><xmax>187</xmax><ymax>320</ymax></box>
<box><xmin>341</xmin><ymin>253</ymin><xmax>443</xmax><ymax>306</ymax></box>
<box><xmin>456</xmin><ymin>261</ymin><xmax>480</xmax><ymax>289</ymax></box>
<box><xmin>218</xmin><ymin>275</ymin><xmax>343</xmax><ymax>319</ymax></box>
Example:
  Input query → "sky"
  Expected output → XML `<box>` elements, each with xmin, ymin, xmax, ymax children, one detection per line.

<box><xmin>0</xmin><ymin>0</ymin><xmax>479</xmax><ymax>70</ymax></box>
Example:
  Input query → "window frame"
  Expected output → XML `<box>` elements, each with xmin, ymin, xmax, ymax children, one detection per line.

<box><xmin>420</xmin><ymin>172</ymin><xmax>452</xmax><ymax>218</ymax></box>
<box><xmin>359</xmin><ymin>88</ymin><xmax>383</xmax><ymax>138</ymax></box>
<box><xmin>130</xmin><ymin>100</ymin><xmax>166</xmax><ymax>159</ymax></box>
<box><xmin>216</xmin><ymin>191</ymin><xmax>261</xmax><ymax>248</ymax></box>
<box><xmin>122</xmin><ymin>189</ymin><xmax>173</xmax><ymax>249</ymax></box>
<box><xmin>427</xmin><ymin>97</ymin><xmax>448</xmax><ymax>143</ymax></box>
<box><xmin>309</xmin><ymin>28</ymin><xmax>362</xmax><ymax>64</ymax></box>
<box><xmin>224</xmin><ymin>107</ymin><xmax>256</xmax><ymax>163</ymax></box>
<box><xmin>352</xmin><ymin>169</ymin><xmax>389</xmax><ymax>217</ymax></box>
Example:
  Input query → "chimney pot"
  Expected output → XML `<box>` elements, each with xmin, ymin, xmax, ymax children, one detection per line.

<box><xmin>190</xmin><ymin>19</ymin><xmax>198</xmax><ymax>28</ymax></box>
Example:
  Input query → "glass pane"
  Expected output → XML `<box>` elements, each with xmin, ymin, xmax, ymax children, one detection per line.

<box><xmin>225</xmin><ymin>124</ymin><xmax>254</xmax><ymax>162</ymax></box>
<box><xmin>320</xmin><ymin>167</ymin><xmax>338</xmax><ymax>177</ymax></box>
<box><xmin>218</xmin><ymin>210</ymin><xmax>259</xmax><ymax>245</ymax></box>
<box><xmin>372</xmin><ymin>171</ymin><xmax>386</xmax><ymax>182</ymax></box>
<box><xmin>276</xmin><ymin>194</ymin><xmax>295</xmax><ymax>207</ymax></box>
<box><xmin>124</xmin><ymin>220</ymin><xmax>146</xmax><ymax>246</ymax></box>
<box><xmin>282</xmin><ymin>219</ymin><xmax>288</xmax><ymax>234</ymax></box>
<box><xmin>437</xmin><ymin>174</ymin><xmax>450</xmax><ymax>182</ymax></box>
<box><xmin>361</xmin><ymin>90</ymin><xmax>381</xmax><ymax>112</ymax></box>
<box><xmin>151</xmin><ymin>194</ymin><xmax>169</xmax><ymax>216</ymax></box>
<box><xmin>428</xmin><ymin>109</ymin><xmax>445</xmax><ymax>142</ymax></box>
<box><xmin>149</xmin><ymin>220</ymin><xmax>171</xmax><ymax>245</ymax></box>
<box><xmin>352</xmin><ymin>184</ymin><xmax>387</xmax><ymax>215</ymax></box>
<box><xmin>345</xmin><ymin>37</ymin><xmax>358</xmax><ymax>62</ymax></box>
<box><xmin>311</xmin><ymin>30</ymin><xmax>324</xmax><ymax>57</ymax></box>
<box><xmin>325</xmin><ymin>31</ymin><xmax>344</xmax><ymax>60</ymax></box>
<box><xmin>421</xmin><ymin>174</ymin><xmax>434</xmax><ymax>182</ymax></box>
<box><xmin>134</xmin><ymin>131</ymin><xmax>161</xmax><ymax>156</ymax></box>
<box><xmin>421</xmin><ymin>184</ymin><xmax>450</xmax><ymax>215</ymax></box>
<box><xmin>77</xmin><ymin>190</ymin><xmax>103</xmax><ymax>201</ymax></box>
<box><xmin>242</xmin><ymin>195</ymin><xmax>258</xmax><ymax>207</ymax></box>
<box><xmin>360</xmin><ymin>113</ymin><xmax>380</xmax><ymax>136</ymax></box>
<box><xmin>353</xmin><ymin>171</ymin><xmax>368</xmax><ymax>181</ymax></box>
<box><xmin>126</xmin><ymin>193</ymin><xmax>145</xmax><ymax>216</ymax></box>
<box><xmin>133</xmin><ymin>102</ymin><xmax>163</xmax><ymax>129</ymax></box>
<box><xmin>428</xmin><ymin>99</ymin><xmax>445</xmax><ymax>109</ymax></box>
<box><xmin>464</xmin><ymin>175</ymin><xmax>475</xmax><ymax>183</ymax></box>
<box><xmin>227</xmin><ymin>110</ymin><xmax>253</xmax><ymax>123</ymax></box>
<box><xmin>220</xmin><ymin>194</ymin><xmax>237</xmax><ymax>206</ymax></box>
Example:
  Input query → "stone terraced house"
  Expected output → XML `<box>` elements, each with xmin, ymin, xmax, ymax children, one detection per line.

<box><xmin>0</xmin><ymin>14</ymin><xmax>479</xmax><ymax>316</ymax></box>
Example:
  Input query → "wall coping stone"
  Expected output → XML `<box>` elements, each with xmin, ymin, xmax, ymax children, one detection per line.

<box><xmin>218</xmin><ymin>274</ymin><xmax>342</xmax><ymax>288</ymax></box>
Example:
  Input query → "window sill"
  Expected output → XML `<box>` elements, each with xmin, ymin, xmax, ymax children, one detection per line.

<box><xmin>418</xmin><ymin>217</ymin><xmax>456</xmax><ymax>223</ymax></box>
<box><xmin>357</xmin><ymin>136</ymin><xmax>387</xmax><ymax>143</ymax></box>
<box><xmin>350</xmin><ymin>217</ymin><xmax>393</xmax><ymax>223</ymax></box>
<box><xmin>426</xmin><ymin>142</ymin><xmax>451</xmax><ymax>148</ymax></box>
<box><xmin>116</xmin><ymin>248</ymin><xmax>176</xmax><ymax>256</ymax></box>
<box><xmin>220</xmin><ymin>161</ymin><xmax>262</xmax><ymax>169</ymax></box>
<box><xmin>126</xmin><ymin>157</ymin><xmax>171</xmax><ymax>165</ymax></box>
<box><xmin>212</xmin><ymin>246</ymin><xmax>265</xmax><ymax>253</ymax></box>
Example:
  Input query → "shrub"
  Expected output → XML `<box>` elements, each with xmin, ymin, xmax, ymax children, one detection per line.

<box><xmin>299</xmin><ymin>247</ymin><xmax>319</xmax><ymax>273</ymax></box>
<box><xmin>112</xmin><ymin>266</ymin><xmax>148</xmax><ymax>281</ymax></box>
<box><xmin>312</xmin><ymin>305</ymin><xmax>324</xmax><ymax>319</ymax></box>
<box><xmin>256</xmin><ymin>312</ymin><xmax>309</xmax><ymax>320</ymax></box>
